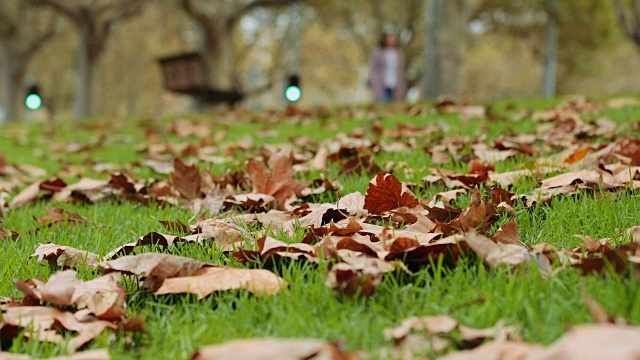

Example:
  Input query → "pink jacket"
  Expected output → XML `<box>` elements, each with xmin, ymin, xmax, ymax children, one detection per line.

<box><xmin>368</xmin><ymin>47</ymin><xmax>407</xmax><ymax>102</ymax></box>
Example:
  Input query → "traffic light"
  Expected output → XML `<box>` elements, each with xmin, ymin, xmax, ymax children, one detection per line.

<box><xmin>25</xmin><ymin>85</ymin><xmax>42</xmax><ymax>110</ymax></box>
<box><xmin>284</xmin><ymin>75</ymin><xmax>301</xmax><ymax>103</ymax></box>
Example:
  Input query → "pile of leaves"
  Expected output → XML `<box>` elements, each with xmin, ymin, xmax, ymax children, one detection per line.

<box><xmin>1</xmin><ymin>97</ymin><xmax>640</xmax><ymax>358</ymax></box>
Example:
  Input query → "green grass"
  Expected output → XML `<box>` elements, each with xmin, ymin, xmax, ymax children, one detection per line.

<box><xmin>1</xmin><ymin>98</ymin><xmax>640</xmax><ymax>358</ymax></box>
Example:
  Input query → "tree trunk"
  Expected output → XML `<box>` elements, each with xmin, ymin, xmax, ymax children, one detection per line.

<box><xmin>543</xmin><ymin>0</ymin><xmax>558</xmax><ymax>98</ymax></box>
<box><xmin>0</xmin><ymin>47</ymin><xmax>25</xmax><ymax>122</ymax></box>
<box><xmin>423</xmin><ymin>0</ymin><xmax>443</xmax><ymax>100</ymax></box>
<box><xmin>201</xmin><ymin>20</ymin><xmax>235</xmax><ymax>90</ymax></box>
<box><xmin>74</xmin><ymin>30</ymin><xmax>95</xmax><ymax>118</ymax></box>
<box><xmin>440</xmin><ymin>0</ymin><xmax>465</xmax><ymax>96</ymax></box>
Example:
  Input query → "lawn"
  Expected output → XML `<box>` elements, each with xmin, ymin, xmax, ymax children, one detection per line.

<box><xmin>1</xmin><ymin>97</ymin><xmax>640</xmax><ymax>359</ymax></box>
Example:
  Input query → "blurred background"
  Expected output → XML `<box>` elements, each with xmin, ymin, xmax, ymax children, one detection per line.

<box><xmin>1</xmin><ymin>0</ymin><xmax>640</xmax><ymax>121</ymax></box>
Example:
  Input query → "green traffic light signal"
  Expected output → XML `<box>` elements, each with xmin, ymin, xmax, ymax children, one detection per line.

<box><xmin>285</xmin><ymin>75</ymin><xmax>301</xmax><ymax>103</ymax></box>
<box><xmin>25</xmin><ymin>94</ymin><xmax>42</xmax><ymax>110</ymax></box>
<box><xmin>25</xmin><ymin>85</ymin><xmax>42</xmax><ymax>110</ymax></box>
<box><xmin>285</xmin><ymin>85</ymin><xmax>301</xmax><ymax>102</ymax></box>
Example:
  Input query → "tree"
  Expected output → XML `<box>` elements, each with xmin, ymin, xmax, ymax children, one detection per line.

<box><xmin>423</xmin><ymin>0</ymin><xmax>443</xmax><ymax>100</ymax></box>
<box><xmin>543</xmin><ymin>0</ymin><xmax>558</xmax><ymax>98</ymax></box>
<box><xmin>32</xmin><ymin>0</ymin><xmax>146</xmax><ymax>118</ymax></box>
<box><xmin>422</xmin><ymin>0</ymin><xmax>469</xmax><ymax>100</ymax></box>
<box><xmin>0</xmin><ymin>1</ymin><xmax>56</xmax><ymax>121</ymax></box>
<box><xmin>614</xmin><ymin>0</ymin><xmax>640</xmax><ymax>49</ymax></box>
<box><xmin>472</xmin><ymin>0</ymin><xmax>619</xmax><ymax>95</ymax></box>
<box><xmin>180</xmin><ymin>0</ymin><xmax>301</xmax><ymax>97</ymax></box>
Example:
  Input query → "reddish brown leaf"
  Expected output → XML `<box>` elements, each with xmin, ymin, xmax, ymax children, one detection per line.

<box><xmin>172</xmin><ymin>158</ymin><xmax>201</xmax><ymax>200</ymax></box>
<box><xmin>364</xmin><ymin>173</ymin><xmax>419</xmax><ymax>215</ymax></box>
<box><xmin>246</xmin><ymin>149</ymin><xmax>309</xmax><ymax>210</ymax></box>
<box><xmin>491</xmin><ymin>221</ymin><xmax>522</xmax><ymax>246</ymax></box>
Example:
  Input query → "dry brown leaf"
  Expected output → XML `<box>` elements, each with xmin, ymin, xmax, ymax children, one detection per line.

<box><xmin>386</xmin><ymin>315</ymin><xmax>520</xmax><ymax>359</ymax></box>
<box><xmin>196</xmin><ymin>218</ymin><xmax>254</xmax><ymax>251</ymax></box>
<box><xmin>70</xmin><ymin>273</ymin><xmax>127</xmax><ymax>321</ymax></box>
<box><xmin>172</xmin><ymin>158</ymin><xmax>201</xmax><ymax>200</ymax></box>
<box><xmin>2</xmin><ymin>306</ymin><xmax>117</xmax><ymax>352</ymax></box>
<box><xmin>31</xmin><ymin>243</ymin><xmax>99</xmax><ymax>269</ymax></box>
<box><xmin>0</xmin><ymin>349</ymin><xmax>111</xmax><ymax>360</ymax></box>
<box><xmin>443</xmin><ymin>324</ymin><xmax>640</xmax><ymax>360</ymax></box>
<box><xmin>34</xmin><ymin>208</ymin><xmax>98</xmax><ymax>228</ymax></box>
<box><xmin>191</xmin><ymin>338</ymin><xmax>355</xmax><ymax>360</ymax></box>
<box><xmin>9</xmin><ymin>181</ymin><xmax>41</xmax><ymax>208</ymax></box>
<box><xmin>0</xmin><ymin>227</ymin><xmax>19</xmax><ymax>241</ymax></box>
<box><xmin>384</xmin><ymin>315</ymin><xmax>459</xmax><ymax>341</ymax></box>
<box><xmin>364</xmin><ymin>173</ymin><xmax>419</xmax><ymax>215</ymax></box>
<box><xmin>14</xmin><ymin>271</ymin><xmax>127</xmax><ymax>321</ymax></box>
<box><xmin>156</xmin><ymin>266</ymin><xmax>287</xmax><ymax>298</ymax></box>
<box><xmin>325</xmin><ymin>256</ymin><xmax>395</xmax><ymax>297</ymax></box>
<box><xmin>491</xmin><ymin>221</ymin><xmax>522</xmax><ymax>246</ymax></box>
<box><xmin>439</xmin><ymin>341</ymin><xmax>543</xmax><ymax>360</ymax></box>
<box><xmin>103</xmin><ymin>232</ymin><xmax>204</xmax><ymax>260</ymax></box>
<box><xmin>98</xmin><ymin>253</ymin><xmax>208</xmax><ymax>290</ymax></box>
<box><xmin>223</xmin><ymin>193</ymin><xmax>276</xmax><ymax>212</ymax></box>
<box><xmin>246</xmin><ymin>149</ymin><xmax>309</xmax><ymax>210</ymax></box>
<box><xmin>462</xmin><ymin>231</ymin><xmax>535</xmax><ymax>269</ymax></box>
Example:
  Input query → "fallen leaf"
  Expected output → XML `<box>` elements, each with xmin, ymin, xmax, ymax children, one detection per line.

<box><xmin>364</xmin><ymin>173</ymin><xmax>419</xmax><ymax>215</ymax></box>
<box><xmin>14</xmin><ymin>271</ymin><xmax>127</xmax><ymax>321</ymax></box>
<box><xmin>196</xmin><ymin>218</ymin><xmax>253</xmax><ymax>251</ymax></box>
<box><xmin>246</xmin><ymin>149</ymin><xmax>309</xmax><ymax>210</ymax></box>
<box><xmin>70</xmin><ymin>273</ymin><xmax>127</xmax><ymax>321</ymax></box>
<box><xmin>30</xmin><ymin>243</ymin><xmax>99</xmax><ymax>269</ymax></box>
<box><xmin>172</xmin><ymin>158</ymin><xmax>201</xmax><ymax>200</ymax></box>
<box><xmin>462</xmin><ymin>231</ymin><xmax>537</xmax><ymax>270</ymax></box>
<box><xmin>441</xmin><ymin>324</ymin><xmax>640</xmax><ymax>360</ymax></box>
<box><xmin>0</xmin><ymin>349</ymin><xmax>111</xmax><ymax>360</ymax></box>
<box><xmin>98</xmin><ymin>253</ymin><xmax>208</xmax><ymax>290</ymax></box>
<box><xmin>191</xmin><ymin>338</ymin><xmax>354</xmax><ymax>360</ymax></box>
<box><xmin>325</xmin><ymin>256</ymin><xmax>395</xmax><ymax>297</ymax></box>
<box><xmin>156</xmin><ymin>266</ymin><xmax>287</xmax><ymax>298</ymax></box>
<box><xmin>1</xmin><ymin>306</ymin><xmax>116</xmax><ymax>352</ymax></box>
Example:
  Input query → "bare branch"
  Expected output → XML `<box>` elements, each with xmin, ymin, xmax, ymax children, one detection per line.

<box><xmin>342</xmin><ymin>8</ymin><xmax>370</xmax><ymax>59</ymax></box>
<box><xmin>31</xmin><ymin>0</ymin><xmax>81</xmax><ymax>25</ymax></box>
<box><xmin>0</xmin><ymin>8</ymin><xmax>17</xmax><ymax>36</ymax></box>
<box><xmin>22</xmin><ymin>12</ymin><xmax>57</xmax><ymax>61</ymax></box>
<box><xmin>632</xmin><ymin>0</ymin><xmax>640</xmax><ymax>44</ymax></box>
<box><xmin>614</xmin><ymin>0</ymin><xmax>640</xmax><ymax>47</ymax></box>
<box><xmin>231</xmin><ymin>0</ymin><xmax>304</xmax><ymax>26</ymax></box>
<box><xmin>100</xmin><ymin>0</ymin><xmax>146</xmax><ymax>43</ymax></box>
<box><xmin>180</xmin><ymin>0</ymin><xmax>212</xmax><ymax>28</ymax></box>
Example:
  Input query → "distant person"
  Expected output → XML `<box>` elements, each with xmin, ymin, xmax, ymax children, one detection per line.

<box><xmin>368</xmin><ymin>32</ymin><xmax>407</xmax><ymax>103</ymax></box>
